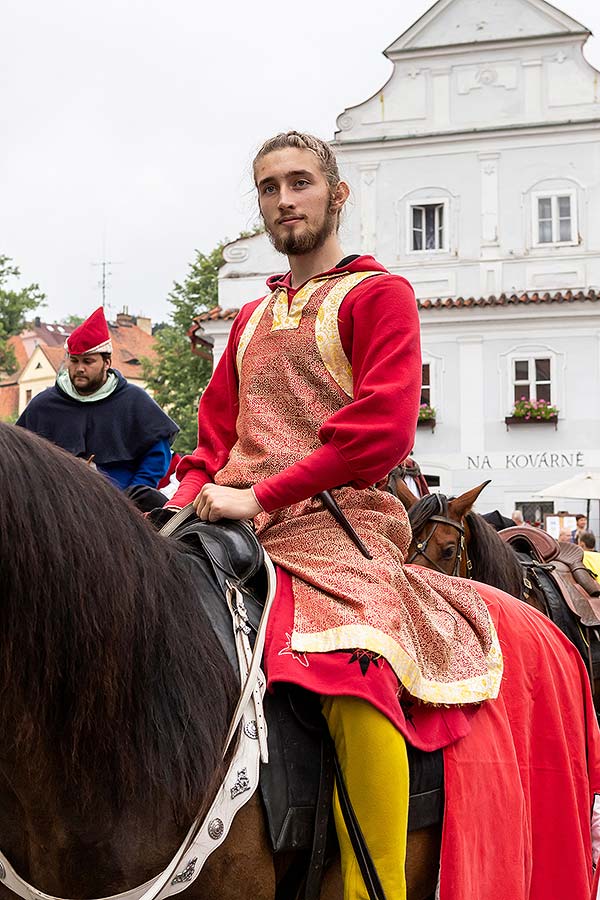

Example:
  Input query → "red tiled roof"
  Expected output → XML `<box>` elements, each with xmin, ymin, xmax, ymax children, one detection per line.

<box><xmin>41</xmin><ymin>346</ymin><xmax>67</xmax><ymax>371</ymax></box>
<box><xmin>108</xmin><ymin>322</ymin><xmax>158</xmax><ymax>380</ymax></box>
<box><xmin>192</xmin><ymin>290</ymin><xmax>600</xmax><ymax>320</ymax></box>
<box><xmin>418</xmin><ymin>289</ymin><xmax>600</xmax><ymax>310</ymax></box>
<box><xmin>6</xmin><ymin>335</ymin><xmax>29</xmax><ymax>369</ymax></box>
<box><xmin>28</xmin><ymin>322</ymin><xmax>71</xmax><ymax>347</ymax></box>
<box><xmin>195</xmin><ymin>306</ymin><xmax>240</xmax><ymax>321</ymax></box>
<box><xmin>0</xmin><ymin>383</ymin><xmax>18</xmax><ymax>421</ymax></box>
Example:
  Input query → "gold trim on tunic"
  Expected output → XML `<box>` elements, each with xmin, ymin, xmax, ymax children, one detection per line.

<box><xmin>271</xmin><ymin>274</ymin><xmax>343</xmax><ymax>331</ymax></box>
<box><xmin>315</xmin><ymin>271</ymin><xmax>383</xmax><ymax>398</ymax></box>
<box><xmin>235</xmin><ymin>294</ymin><xmax>272</xmax><ymax>376</ymax></box>
<box><xmin>291</xmin><ymin>614</ymin><xmax>504</xmax><ymax>705</ymax></box>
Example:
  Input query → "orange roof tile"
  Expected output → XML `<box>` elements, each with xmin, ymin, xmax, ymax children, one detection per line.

<box><xmin>418</xmin><ymin>289</ymin><xmax>600</xmax><ymax>310</ymax></box>
<box><xmin>41</xmin><ymin>346</ymin><xmax>67</xmax><ymax>371</ymax></box>
<box><xmin>108</xmin><ymin>322</ymin><xmax>158</xmax><ymax>380</ymax></box>
<box><xmin>0</xmin><ymin>383</ymin><xmax>19</xmax><ymax>421</ymax></box>
<box><xmin>195</xmin><ymin>306</ymin><xmax>240</xmax><ymax>321</ymax></box>
<box><xmin>7</xmin><ymin>335</ymin><xmax>28</xmax><ymax>370</ymax></box>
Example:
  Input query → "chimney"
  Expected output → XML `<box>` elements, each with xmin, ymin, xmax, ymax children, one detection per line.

<box><xmin>116</xmin><ymin>308</ymin><xmax>133</xmax><ymax>327</ymax></box>
<box><xmin>136</xmin><ymin>315</ymin><xmax>152</xmax><ymax>335</ymax></box>
<box><xmin>34</xmin><ymin>316</ymin><xmax>41</xmax><ymax>327</ymax></box>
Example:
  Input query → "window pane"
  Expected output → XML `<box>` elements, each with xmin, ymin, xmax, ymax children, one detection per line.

<box><xmin>412</xmin><ymin>207</ymin><xmax>423</xmax><ymax>250</ymax></box>
<box><xmin>538</xmin><ymin>197</ymin><xmax>552</xmax><ymax>219</ymax></box>
<box><xmin>515</xmin><ymin>384</ymin><xmax>530</xmax><ymax>403</ymax></box>
<box><xmin>421</xmin><ymin>387</ymin><xmax>430</xmax><ymax>405</ymax></box>
<box><xmin>515</xmin><ymin>360</ymin><xmax>529</xmax><ymax>381</ymax></box>
<box><xmin>535</xmin><ymin>358</ymin><xmax>550</xmax><ymax>382</ymax></box>
<box><xmin>422</xmin><ymin>363</ymin><xmax>430</xmax><ymax>386</ymax></box>
<box><xmin>536</xmin><ymin>383</ymin><xmax>551</xmax><ymax>403</ymax></box>
<box><xmin>437</xmin><ymin>205</ymin><xmax>444</xmax><ymax>247</ymax></box>
<box><xmin>425</xmin><ymin>206</ymin><xmax>436</xmax><ymax>250</ymax></box>
<box><xmin>558</xmin><ymin>196</ymin><xmax>571</xmax><ymax>217</ymax></box>
<box><xmin>559</xmin><ymin>217</ymin><xmax>571</xmax><ymax>242</ymax></box>
<box><xmin>538</xmin><ymin>220</ymin><xmax>552</xmax><ymax>243</ymax></box>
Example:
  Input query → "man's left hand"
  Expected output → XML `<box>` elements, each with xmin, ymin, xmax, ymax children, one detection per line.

<box><xmin>193</xmin><ymin>484</ymin><xmax>262</xmax><ymax>522</ymax></box>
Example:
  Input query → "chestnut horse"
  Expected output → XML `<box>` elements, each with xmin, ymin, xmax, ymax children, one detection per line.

<box><xmin>0</xmin><ymin>424</ymin><xmax>598</xmax><ymax>900</ymax></box>
<box><xmin>389</xmin><ymin>475</ymin><xmax>600</xmax><ymax>702</ymax></box>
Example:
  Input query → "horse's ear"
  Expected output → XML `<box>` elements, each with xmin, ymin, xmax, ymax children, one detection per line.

<box><xmin>449</xmin><ymin>480</ymin><xmax>492</xmax><ymax>520</ymax></box>
<box><xmin>391</xmin><ymin>476</ymin><xmax>419</xmax><ymax>510</ymax></box>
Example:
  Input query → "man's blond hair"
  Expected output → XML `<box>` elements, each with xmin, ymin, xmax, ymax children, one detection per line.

<box><xmin>252</xmin><ymin>131</ymin><xmax>341</xmax><ymax>193</ymax></box>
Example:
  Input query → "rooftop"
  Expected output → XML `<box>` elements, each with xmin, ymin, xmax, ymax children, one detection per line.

<box><xmin>193</xmin><ymin>289</ymin><xmax>600</xmax><ymax>321</ymax></box>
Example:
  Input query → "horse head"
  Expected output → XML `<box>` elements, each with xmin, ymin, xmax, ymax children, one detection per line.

<box><xmin>394</xmin><ymin>481</ymin><xmax>491</xmax><ymax>577</ymax></box>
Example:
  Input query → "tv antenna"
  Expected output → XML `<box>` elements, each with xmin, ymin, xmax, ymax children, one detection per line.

<box><xmin>92</xmin><ymin>259</ymin><xmax>123</xmax><ymax>309</ymax></box>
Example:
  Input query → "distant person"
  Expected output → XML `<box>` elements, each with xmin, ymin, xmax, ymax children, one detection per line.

<box><xmin>511</xmin><ymin>509</ymin><xmax>524</xmax><ymax>525</ymax></box>
<box><xmin>571</xmin><ymin>514</ymin><xmax>588</xmax><ymax>543</ymax></box>
<box><xmin>578</xmin><ymin>531</ymin><xmax>600</xmax><ymax>580</ymax></box>
<box><xmin>17</xmin><ymin>307</ymin><xmax>178</xmax><ymax>492</ymax></box>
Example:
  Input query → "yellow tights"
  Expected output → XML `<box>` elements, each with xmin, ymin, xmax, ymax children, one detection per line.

<box><xmin>321</xmin><ymin>696</ymin><xmax>409</xmax><ymax>900</ymax></box>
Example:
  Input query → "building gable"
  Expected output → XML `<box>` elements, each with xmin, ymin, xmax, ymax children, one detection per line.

<box><xmin>335</xmin><ymin>0</ymin><xmax>598</xmax><ymax>143</ymax></box>
<box><xmin>386</xmin><ymin>0</ymin><xmax>588</xmax><ymax>54</ymax></box>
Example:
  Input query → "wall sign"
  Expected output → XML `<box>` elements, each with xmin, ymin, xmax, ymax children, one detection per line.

<box><xmin>467</xmin><ymin>451</ymin><xmax>584</xmax><ymax>470</ymax></box>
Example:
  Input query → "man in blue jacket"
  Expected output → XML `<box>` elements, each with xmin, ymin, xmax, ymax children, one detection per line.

<box><xmin>17</xmin><ymin>307</ymin><xmax>178</xmax><ymax>491</ymax></box>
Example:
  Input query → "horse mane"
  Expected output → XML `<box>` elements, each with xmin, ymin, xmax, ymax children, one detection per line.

<box><xmin>465</xmin><ymin>512</ymin><xmax>525</xmax><ymax>599</ymax></box>
<box><xmin>408</xmin><ymin>493</ymin><xmax>447</xmax><ymax>536</ymax></box>
<box><xmin>0</xmin><ymin>423</ymin><xmax>237</xmax><ymax>820</ymax></box>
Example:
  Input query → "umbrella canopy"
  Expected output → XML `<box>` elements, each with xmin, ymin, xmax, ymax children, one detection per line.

<box><xmin>535</xmin><ymin>472</ymin><xmax>600</xmax><ymax>501</ymax></box>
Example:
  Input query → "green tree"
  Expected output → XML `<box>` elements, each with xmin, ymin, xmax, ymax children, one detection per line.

<box><xmin>143</xmin><ymin>241</ymin><xmax>227</xmax><ymax>453</ymax></box>
<box><xmin>0</xmin><ymin>256</ymin><xmax>46</xmax><ymax>374</ymax></box>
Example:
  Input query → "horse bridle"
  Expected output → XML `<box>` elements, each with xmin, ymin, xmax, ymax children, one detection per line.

<box><xmin>406</xmin><ymin>494</ymin><xmax>473</xmax><ymax>579</ymax></box>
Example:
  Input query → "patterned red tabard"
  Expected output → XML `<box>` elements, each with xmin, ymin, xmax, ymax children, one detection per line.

<box><xmin>215</xmin><ymin>271</ymin><xmax>502</xmax><ymax>737</ymax></box>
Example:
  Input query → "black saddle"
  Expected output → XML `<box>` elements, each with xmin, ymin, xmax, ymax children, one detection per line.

<box><xmin>161</xmin><ymin>514</ymin><xmax>443</xmax><ymax>861</ymax></box>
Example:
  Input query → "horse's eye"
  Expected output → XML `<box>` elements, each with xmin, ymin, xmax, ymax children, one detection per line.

<box><xmin>441</xmin><ymin>546</ymin><xmax>456</xmax><ymax>559</ymax></box>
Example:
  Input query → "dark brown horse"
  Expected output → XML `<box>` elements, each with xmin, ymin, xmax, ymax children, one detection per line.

<box><xmin>1</xmin><ymin>424</ymin><xmax>598</xmax><ymax>900</ymax></box>
<box><xmin>0</xmin><ymin>423</ymin><xmax>442</xmax><ymax>900</ymax></box>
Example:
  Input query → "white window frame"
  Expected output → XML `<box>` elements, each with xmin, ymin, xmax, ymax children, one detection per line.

<box><xmin>531</xmin><ymin>189</ymin><xmax>578</xmax><ymax>247</ymax></box>
<box><xmin>510</xmin><ymin>355</ymin><xmax>554</xmax><ymax>408</ymax></box>
<box><xmin>420</xmin><ymin>361</ymin><xmax>434</xmax><ymax>409</ymax></box>
<box><xmin>407</xmin><ymin>198</ymin><xmax>449</xmax><ymax>254</ymax></box>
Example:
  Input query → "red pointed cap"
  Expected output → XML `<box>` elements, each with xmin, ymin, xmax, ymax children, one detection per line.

<box><xmin>66</xmin><ymin>307</ymin><xmax>113</xmax><ymax>355</ymax></box>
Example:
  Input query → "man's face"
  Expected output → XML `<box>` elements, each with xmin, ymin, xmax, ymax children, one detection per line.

<box><xmin>577</xmin><ymin>517</ymin><xmax>588</xmax><ymax>530</ymax></box>
<box><xmin>255</xmin><ymin>147</ymin><xmax>346</xmax><ymax>256</ymax></box>
<box><xmin>67</xmin><ymin>353</ymin><xmax>110</xmax><ymax>395</ymax></box>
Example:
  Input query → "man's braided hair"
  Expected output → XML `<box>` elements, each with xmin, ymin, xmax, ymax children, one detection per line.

<box><xmin>252</xmin><ymin>131</ymin><xmax>341</xmax><ymax>192</ymax></box>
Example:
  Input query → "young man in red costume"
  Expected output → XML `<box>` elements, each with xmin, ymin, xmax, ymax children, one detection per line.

<box><xmin>167</xmin><ymin>133</ymin><xmax>600</xmax><ymax>899</ymax></box>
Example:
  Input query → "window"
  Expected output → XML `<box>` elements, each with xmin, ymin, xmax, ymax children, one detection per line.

<box><xmin>515</xmin><ymin>501</ymin><xmax>554</xmax><ymax>526</ymax></box>
<box><xmin>25</xmin><ymin>389</ymin><xmax>32</xmax><ymax>404</ymax></box>
<box><xmin>533</xmin><ymin>192</ymin><xmax>576</xmax><ymax>245</ymax></box>
<box><xmin>513</xmin><ymin>357</ymin><xmax>552</xmax><ymax>405</ymax></box>
<box><xmin>411</xmin><ymin>203</ymin><xmax>445</xmax><ymax>251</ymax></box>
<box><xmin>421</xmin><ymin>363</ymin><xmax>431</xmax><ymax>405</ymax></box>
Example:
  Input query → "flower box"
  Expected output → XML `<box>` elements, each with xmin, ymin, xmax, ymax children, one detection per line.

<box><xmin>504</xmin><ymin>414</ymin><xmax>558</xmax><ymax>431</ymax></box>
<box><xmin>417</xmin><ymin>417</ymin><xmax>436</xmax><ymax>432</ymax></box>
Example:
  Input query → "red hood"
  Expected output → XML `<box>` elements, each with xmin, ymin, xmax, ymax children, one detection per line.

<box><xmin>266</xmin><ymin>254</ymin><xmax>389</xmax><ymax>291</ymax></box>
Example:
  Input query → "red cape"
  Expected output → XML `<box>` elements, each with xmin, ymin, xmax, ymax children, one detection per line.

<box><xmin>441</xmin><ymin>582</ymin><xmax>600</xmax><ymax>900</ymax></box>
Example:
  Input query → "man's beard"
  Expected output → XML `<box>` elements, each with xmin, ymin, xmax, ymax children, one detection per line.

<box><xmin>267</xmin><ymin>208</ymin><xmax>337</xmax><ymax>256</ymax></box>
<box><xmin>70</xmin><ymin>372</ymin><xmax>106</xmax><ymax>396</ymax></box>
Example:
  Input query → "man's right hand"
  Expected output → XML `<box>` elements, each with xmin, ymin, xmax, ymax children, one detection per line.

<box><xmin>193</xmin><ymin>484</ymin><xmax>262</xmax><ymax>522</ymax></box>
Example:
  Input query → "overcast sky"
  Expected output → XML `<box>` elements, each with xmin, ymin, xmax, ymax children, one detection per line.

<box><xmin>2</xmin><ymin>0</ymin><xmax>600</xmax><ymax>325</ymax></box>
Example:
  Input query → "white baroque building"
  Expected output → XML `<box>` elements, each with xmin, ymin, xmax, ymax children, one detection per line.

<box><xmin>200</xmin><ymin>0</ymin><xmax>600</xmax><ymax>528</ymax></box>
